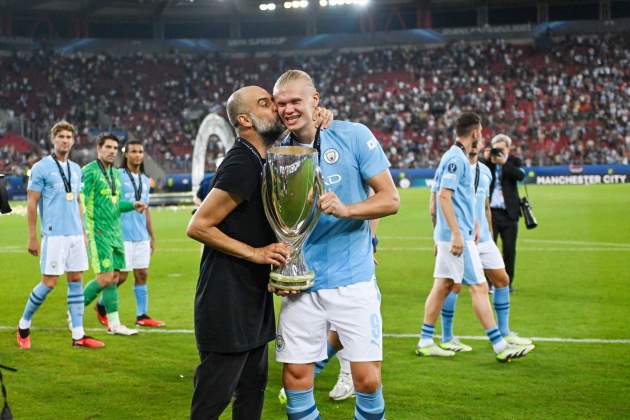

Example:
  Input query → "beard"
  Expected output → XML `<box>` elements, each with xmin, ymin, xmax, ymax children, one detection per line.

<box><xmin>250</xmin><ymin>114</ymin><xmax>286</xmax><ymax>146</ymax></box>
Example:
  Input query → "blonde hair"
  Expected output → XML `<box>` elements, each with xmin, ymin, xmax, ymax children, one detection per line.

<box><xmin>491</xmin><ymin>134</ymin><xmax>512</xmax><ymax>148</ymax></box>
<box><xmin>50</xmin><ymin>120</ymin><xmax>76</xmax><ymax>138</ymax></box>
<box><xmin>273</xmin><ymin>69</ymin><xmax>316</xmax><ymax>93</ymax></box>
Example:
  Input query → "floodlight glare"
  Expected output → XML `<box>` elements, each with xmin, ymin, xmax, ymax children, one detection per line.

<box><xmin>320</xmin><ymin>0</ymin><xmax>328</xmax><ymax>5</ymax></box>
<box><xmin>284</xmin><ymin>1</ymin><xmax>292</xmax><ymax>7</ymax></box>
<box><xmin>268</xmin><ymin>2</ymin><xmax>276</xmax><ymax>9</ymax></box>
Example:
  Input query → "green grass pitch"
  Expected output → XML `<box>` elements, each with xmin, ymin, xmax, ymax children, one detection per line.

<box><xmin>0</xmin><ymin>184</ymin><xmax>629</xmax><ymax>419</ymax></box>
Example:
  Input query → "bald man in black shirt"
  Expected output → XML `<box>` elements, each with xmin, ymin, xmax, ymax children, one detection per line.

<box><xmin>186</xmin><ymin>86</ymin><xmax>290</xmax><ymax>420</ymax></box>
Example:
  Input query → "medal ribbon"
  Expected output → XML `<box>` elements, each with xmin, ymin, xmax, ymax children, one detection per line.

<box><xmin>125</xmin><ymin>168</ymin><xmax>143</xmax><ymax>201</ymax></box>
<box><xmin>51</xmin><ymin>153</ymin><xmax>72</xmax><ymax>194</ymax></box>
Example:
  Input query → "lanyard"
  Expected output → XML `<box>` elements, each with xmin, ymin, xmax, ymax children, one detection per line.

<box><xmin>286</xmin><ymin>126</ymin><xmax>322</xmax><ymax>162</ymax></box>
<box><xmin>237</xmin><ymin>138</ymin><xmax>264</xmax><ymax>171</ymax></box>
<box><xmin>474</xmin><ymin>162</ymin><xmax>480</xmax><ymax>193</ymax></box>
<box><xmin>454</xmin><ymin>143</ymin><xmax>479</xmax><ymax>192</ymax></box>
<box><xmin>51</xmin><ymin>154</ymin><xmax>71</xmax><ymax>193</ymax></box>
<box><xmin>125</xmin><ymin>168</ymin><xmax>143</xmax><ymax>201</ymax></box>
<box><xmin>96</xmin><ymin>160</ymin><xmax>116</xmax><ymax>197</ymax></box>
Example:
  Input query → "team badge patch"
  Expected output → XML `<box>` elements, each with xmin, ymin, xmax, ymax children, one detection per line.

<box><xmin>447</xmin><ymin>163</ymin><xmax>458</xmax><ymax>173</ymax></box>
<box><xmin>323</xmin><ymin>148</ymin><xmax>339</xmax><ymax>164</ymax></box>
<box><xmin>275</xmin><ymin>334</ymin><xmax>286</xmax><ymax>352</ymax></box>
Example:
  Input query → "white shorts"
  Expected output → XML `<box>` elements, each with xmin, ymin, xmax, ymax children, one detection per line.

<box><xmin>433</xmin><ymin>240</ymin><xmax>485</xmax><ymax>285</ymax></box>
<box><xmin>121</xmin><ymin>240</ymin><xmax>151</xmax><ymax>271</ymax></box>
<box><xmin>276</xmin><ymin>280</ymin><xmax>382</xmax><ymax>364</ymax></box>
<box><xmin>40</xmin><ymin>235</ymin><xmax>88</xmax><ymax>275</ymax></box>
<box><xmin>477</xmin><ymin>240</ymin><xmax>505</xmax><ymax>270</ymax></box>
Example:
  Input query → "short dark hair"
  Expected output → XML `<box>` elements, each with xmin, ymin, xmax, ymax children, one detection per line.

<box><xmin>455</xmin><ymin>112</ymin><xmax>482</xmax><ymax>137</ymax></box>
<box><xmin>97</xmin><ymin>132</ymin><xmax>120</xmax><ymax>147</ymax></box>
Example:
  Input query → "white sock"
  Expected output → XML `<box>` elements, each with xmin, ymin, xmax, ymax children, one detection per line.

<box><xmin>108</xmin><ymin>311</ymin><xmax>120</xmax><ymax>327</ymax></box>
<box><xmin>493</xmin><ymin>339</ymin><xmax>508</xmax><ymax>353</ymax></box>
<box><xmin>72</xmin><ymin>326</ymin><xmax>85</xmax><ymax>340</ymax></box>
<box><xmin>339</xmin><ymin>355</ymin><xmax>351</xmax><ymax>375</ymax></box>
<box><xmin>419</xmin><ymin>338</ymin><xmax>434</xmax><ymax>348</ymax></box>
<box><xmin>19</xmin><ymin>318</ymin><xmax>31</xmax><ymax>329</ymax></box>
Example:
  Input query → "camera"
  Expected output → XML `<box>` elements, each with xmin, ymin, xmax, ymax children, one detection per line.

<box><xmin>490</xmin><ymin>148</ymin><xmax>504</xmax><ymax>157</ymax></box>
<box><xmin>519</xmin><ymin>197</ymin><xmax>538</xmax><ymax>229</ymax></box>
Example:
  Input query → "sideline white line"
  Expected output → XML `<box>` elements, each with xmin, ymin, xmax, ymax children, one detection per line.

<box><xmin>2</xmin><ymin>247</ymin><xmax>629</xmax><ymax>254</ymax></box>
<box><xmin>383</xmin><ymin>333</ymin><xmax>630</xmax><ymax>344</ymax></box>
<box><xmin>377</xmin><ymin>247</ymin><xmax>630</xmax><ymax>252</ymax></box>
<box><xmin>379</xmin><ymin>236</ymin><xmax>630</xmax><ymax>248</ymax></box>
<box><xmin>1</xmin><ymin>326</ymin><xmax>628</xmax><ymax>344</ymax></box>
<box><xmin>4</xmin><ymin>237</ymin><xmax>629</xmax><ymax>249</ymax></box>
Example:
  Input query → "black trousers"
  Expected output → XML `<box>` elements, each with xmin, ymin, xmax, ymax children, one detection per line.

<box><xmin>190</xmin><ymin>343</ymin><xmax>268</xmax><ymax>420</ymax></box>
<box><xmin>491</xmin><ymin>208</ymin><xmax>519</xmax><ymax>284</ymax></box>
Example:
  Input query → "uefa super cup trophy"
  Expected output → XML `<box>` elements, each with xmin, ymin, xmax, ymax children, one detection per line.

<box><xmin>262</xmin><ymin>146</ymin><xmax>324</xmax><ymax>290</ymax></box>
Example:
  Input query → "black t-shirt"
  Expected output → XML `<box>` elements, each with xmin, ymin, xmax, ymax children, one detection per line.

<box><xmin>194</xmin><ymin>139</ymin><xmax>276</xmax><ymax>353</ymax></box>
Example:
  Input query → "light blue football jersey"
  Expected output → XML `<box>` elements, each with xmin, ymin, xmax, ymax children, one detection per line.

<box><xmin>289</xmin><ymin>120</ymin><xmax>390</xmax><ymax>291</ymax></box>
<box><xmin>474</xmin><ymin>162</ymin><xmax>493</xmax><ymax>243</ymax></box>
<box><xmin>433</xmin><ymin>145</ymin><xmax>475</xmax><ymax>242</ymax></box>
<box><xmin>119</xmin><ymin>168</ymin><xmax>150</xmax><ymax>242</ymax></box>
<box><xmin>27</xmin><ymin>156</ymin><xmax>83</xmax><ymax>237</ymax></box>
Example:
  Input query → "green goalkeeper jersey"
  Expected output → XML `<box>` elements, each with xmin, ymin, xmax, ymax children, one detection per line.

<box><xmin>81</xmin><ymin>160</ymin><xmax>135</xmax><ymax>246</ymax></box>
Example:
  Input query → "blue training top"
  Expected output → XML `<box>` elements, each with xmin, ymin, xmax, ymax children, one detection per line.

<box><xmin>474</xmin><ymin>161</ymin><xmax>492</xmax><ymax>243</ymax></box>
<box><xmin>433</xmin><ymin>145</ymin><xmax>475</xmax><ymax>243</ymax></box>
<box><xmin>119</xmin><ymin>168</ymin><xmax>150</xmax><ymax>242</ymax></box>
<box><xmin>27</xmin><ymin>156</ymin><xmax>83</xmax><ymax>237</ymax></box>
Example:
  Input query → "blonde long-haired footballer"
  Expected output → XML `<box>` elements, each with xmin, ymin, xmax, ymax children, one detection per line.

<box><xmin>272</xmin><ymin>69</ymin><xmax>399</xmax><ymax>420</ymax></box>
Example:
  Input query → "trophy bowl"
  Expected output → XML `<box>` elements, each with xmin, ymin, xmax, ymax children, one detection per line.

<box><xmin>262</xmin><ymin>146</ymin><xmax>323</xmax><ymax>290</ymax></box>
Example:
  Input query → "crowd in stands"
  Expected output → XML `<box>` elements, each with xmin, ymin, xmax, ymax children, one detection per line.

<box><xmin>1</xmin><ymin>33</ymin><xmax>629</xmax><ymax>175</ymax></box>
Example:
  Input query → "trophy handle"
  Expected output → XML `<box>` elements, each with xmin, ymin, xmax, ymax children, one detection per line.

<box><xmin>292</xmin><ymin>166</ymin><xmax>324</xmax><ymax>250</ymax></box>
<box><xmin>313</xmin><ymin>165</ymin><xmax>324</xmax><ymax>219</ymax></box>
<box><xmin>261</xmin><ymin>163</ymin><xmax>290</xmax><ymax>244</ymax></box>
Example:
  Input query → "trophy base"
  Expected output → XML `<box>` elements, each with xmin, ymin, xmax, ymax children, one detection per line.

<box><xmin>270</xmin><ymin>272</ymin><xmax>314</xmax><ymax>291</ymax></box>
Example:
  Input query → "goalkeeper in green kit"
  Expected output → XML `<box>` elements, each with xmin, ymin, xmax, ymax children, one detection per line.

<box><xmin>82</xmin><ymin>133</ymin><xmax>147</xmax><ymax>335</ymax></box>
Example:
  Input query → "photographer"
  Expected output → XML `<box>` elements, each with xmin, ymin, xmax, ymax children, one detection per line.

<box><xmin>482</xmin><ymin>134</ymin><xmax>525</xmax><ymax>292</ymax></box>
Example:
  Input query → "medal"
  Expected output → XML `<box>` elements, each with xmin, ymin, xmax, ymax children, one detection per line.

<box><xmin>111</xmin><ymin>195</ymin><xmax>118</xmax><ymax>204</ymax></box>
<box><xmin>66</xmin><ymin>192</ymin><xmax>74</xmax><ymax>201</ymax></box>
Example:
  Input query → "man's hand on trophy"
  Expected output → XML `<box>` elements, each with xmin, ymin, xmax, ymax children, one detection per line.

<box><xmin>319</xmin><ymin>192</ymin><xmax>350</xmax><ymax>218</ymax></box>
<box><xmin>250</xmin><ymin>243</ymin><xmax>290</xmax><ymax>267</ymax></box>
<box><xmin>267</xmin><ymin>283</ymin><xmax>301</xmax><ymax>297</ymax></box>
<box><xmin>313</xmin><ymin>107</ymin><xmax>333</xmax><ymax>129</ymax></box>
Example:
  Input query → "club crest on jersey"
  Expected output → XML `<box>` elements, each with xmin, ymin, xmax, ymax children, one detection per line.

<box><xmin>323</xmin><ymin>148</ymin><xmax>339</xmax><ymax>165</ymax></box>
<box><xmin>275</xmin><ymin>334</ymin><xmax>286</xmax><ymax>352</ymax></box>
<box><xmin>447</xmin><ymin>163</ymin><xmax>457</xmax><ymax>173</ymax></box>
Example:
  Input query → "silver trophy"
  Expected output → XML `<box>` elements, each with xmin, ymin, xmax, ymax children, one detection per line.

<box><xmin>262</xmin><ymin>146</ymin><xmax>324</xmax><ymax>290</ymax></box>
